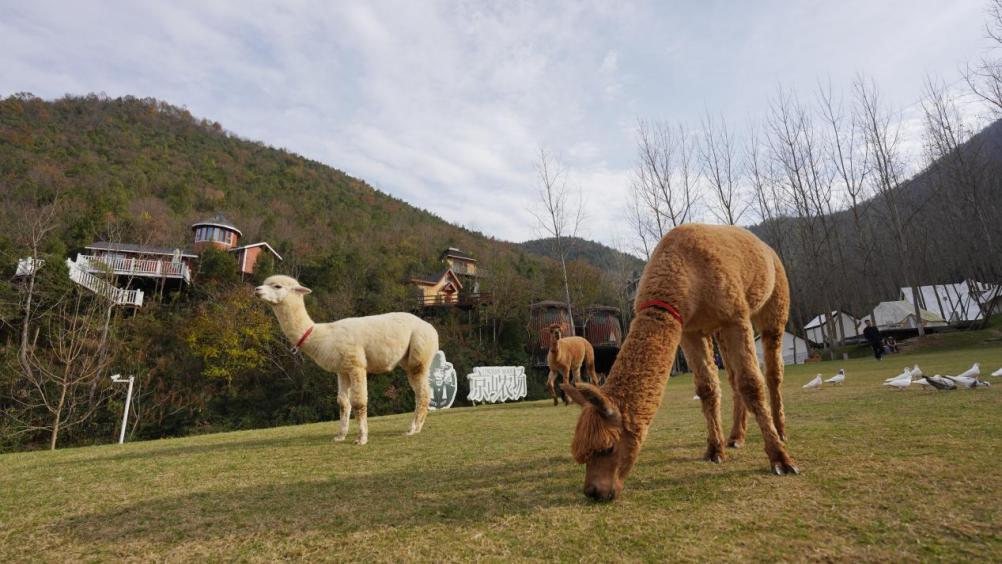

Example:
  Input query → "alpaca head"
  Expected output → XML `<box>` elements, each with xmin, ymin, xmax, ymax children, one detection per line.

<box><xmin>255</xmin><ymin>275</ymin><xmax>311</xmax><ymax>306</ymax></box>
<box><xmin>547</xmin><ymin>323</ymin><xmax>563</xmax><ymax>341</ymax></box>
<box><xmin>562</xmin><ymin>383</ymin><xmax>628</xmax><ymax>502</ymax></box>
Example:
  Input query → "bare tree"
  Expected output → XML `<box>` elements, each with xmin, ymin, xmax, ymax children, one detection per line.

<box><xmin>11</xmin><ymin>292</ymin><xmax>116</xmax><ymax>449</ymax></box>
<box><xmin>854</xmin><ymin>75</ymin><xmax>927</xmax><ymax>336</ymax></box>
<box><xmin>529</xmin><ymin>147</ymin><xmax>584</xmax><ymax>332</ymax></box>
<box><xmin>700</xmin><ymin>112</ymin><xmax>745</xmax><ymax>225</ymax></box>
<box><xmin>964</xmin><ymin>0</ymin><xmax>1002</xmax><ymax>115</ymax></box>
<box><xmin>628</xmin><ymin>120</ymin><xmax>700</xmax><ymax>257</ymax></box>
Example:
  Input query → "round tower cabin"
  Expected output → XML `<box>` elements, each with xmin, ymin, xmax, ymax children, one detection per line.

<box><xmin>191</xmin><ymin>214</ymin><xmax>242</xmax><ymax>252</ymax></box>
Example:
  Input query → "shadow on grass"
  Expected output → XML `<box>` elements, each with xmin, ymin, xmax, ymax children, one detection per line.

<box><xmin>52</xmin><ymin>455</ymin><xmax>581</xmax><ymax>545</ymax></box>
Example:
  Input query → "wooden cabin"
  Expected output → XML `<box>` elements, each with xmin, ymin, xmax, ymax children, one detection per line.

<box><xmin>411</xmin><ymin>247</ymin><xmax>489</xmax><ymax>309</ymax></box>
<box><xmin>63</xmin><ymin>212</ymin><xmax>282</xmax><ymax>307</ymax></box>
<box><xmin>191</xmin><ymin>214</ymin><xmax>282</xmax><ymax>276</ymax></box>
<box><xmin>582</xmin><ymin>305</ymin><xmax>624</xmax><ymax>374</ymax></box>
<box><xmin>527</xmin><ymin>300</ymin><xmax>575</xmax><ymax>367</ymax></box>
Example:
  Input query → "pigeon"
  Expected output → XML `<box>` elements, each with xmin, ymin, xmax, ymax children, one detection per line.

<box><xmin>824</xmin><ymin>369</ymin><xmax>845</xmax><ymax>385</ymax></box>
<box><xmin>692</xmin><ymin>394</ymin><xmax>700</xmax><ymax>401</ymax></box>
<box><xmin>992</xmin><ymin>367</ymin><xmax>1002</xmax><ymax>377</ymax></box>
<box><xmin>909</xmin><ymin>365</ymin><xmax>924</xmax><ymax>379</ymax></box>
<box><xmin>925</xmin><ymin>374</ymin><xmax>957</xmax><ymax>391</ymax></box>
<box><xmin>883</xmin><ymin>371</ymin><xmax>912</xmax><ymax>390</ymax></box>
<box><xmin>885</xmin><ymin>367</ymin><xmax>912</xmax><ymax>383</ymax></box>
<box><xmin>913</xmin><ymin>377</ymin><xmax>932</xmax><ymax>388</ymax></box>
<box><xmin>955</xmin><ymin>363</ymin><xmax>980</xmax><ymax>380</ymax></box>
<box><xmin>803</xmin><ymin>375</ymin><xmax>823</xmax><ymax>390</ymax></box>
<box><xmin>944</xmin><ymin>374</ymin><xmax>984</xmax><ymax>389</ymax></box>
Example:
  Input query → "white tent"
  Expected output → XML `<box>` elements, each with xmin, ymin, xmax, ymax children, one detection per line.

<box><xmin>863</xmin><ymin>300</ymin><xmax>948</xmax><ymax>332</ymax></box>
<box><xmin>899</xmin><ymin>281</ymin><xmax>1002</xmax><ymax>324</ymax></box>
<box><xmin>804</xmin><ymin>311</ymin><xmax>860</xmax><ymax>344</ymax></box>
<box><xmin>754</xmin><ymin>332</ymin><xmax>810</xmax><ymax>365</ymax></box>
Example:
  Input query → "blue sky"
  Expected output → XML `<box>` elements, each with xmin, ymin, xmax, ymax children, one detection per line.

<box><xmin>0</xmin><ymin>1</ymin><xmax>992</xmax><ymax>247</ymax></box>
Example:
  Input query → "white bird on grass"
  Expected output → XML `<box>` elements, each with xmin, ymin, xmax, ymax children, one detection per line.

<box><xmin>944</xmin><ymin>374</ymin><xmax>990</xmax><ymax>389</ymax></box>
<box><xmin>824</xmin><ymin>369</ymin><xmax>845</xmax><ymax>385</ymax></box>
<box><xmin>925</xmin><ymin>375</ymin><xmax>957</xmax><ymax>391</ymax></box>
<box><xmin>909</xmin><ymin>365</ymin><xmax>923</xmax><ymax>379</ymax></box>
<box><xmin>885</xmin><ymin>367</ymin><xmax>912</xmax><ymax>383</ymax></box>
<box><xmin>992</xmin><ymin>367</ymin><xmax>1002</xmax><ymax>377</ymax></box>
<box><xmin>803</xmin><ymin>374</ymin><xmax>823</xmax><ymax>390</ymax></box>
<box><xmin>913</xmin><ymin>377</ymin><xmax>932</xmax><ymax>388</ymax></box>
<box><xmin>883</xmin><ymin>371</ymin><xmax>913</xmax><ymax>390</ymax></box>
<box><xmin>955</xmin><ymin>363</ymin><xmax>980</xmax><ymax>380</ymax></box>
<box><xmin>692</xmin><ymin>394</ymin><xmax>700</xmax><ymax>401</ymax></box>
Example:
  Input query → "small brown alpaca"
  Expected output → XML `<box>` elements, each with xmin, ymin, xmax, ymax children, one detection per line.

<box><xmin>546</xmin><ymin>324</ymin><xmax>598</xmax><ymax>406</ymax></box>
<box><xmin>563</xmin><ymin>224</ymin><xmax>798</xmax><ymax>501</ymax></box>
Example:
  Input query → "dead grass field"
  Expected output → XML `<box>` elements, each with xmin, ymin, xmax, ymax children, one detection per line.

<box><xmin>2</xmin><ymin>341</ymin><xmax>1001</xmax><ymax>562</ymax></box>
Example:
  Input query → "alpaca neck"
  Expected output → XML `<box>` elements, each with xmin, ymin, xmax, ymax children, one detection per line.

<box><xmin>603</xmin><ymin>312</ymin><xmax>681</xmax><ymax>432</ymax></box>
<box><xmin>549</xmin><ymin>338</ymin><xmax>560</xmax><ymax>353</ymax></box>
<box><xmin>272</xmin><ymin>299</ymin><xmax>316</xmax><ymax>347</ymax></box>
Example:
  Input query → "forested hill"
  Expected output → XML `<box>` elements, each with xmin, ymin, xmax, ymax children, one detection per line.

<box><xmin>519</xmin><ymin>237</ymin><xmax>645</xmax><ymax>276</ymax></box>
<box><xmin>0</xmin><ymin>94</ymin><xmax>625</xmax><ymax>315</ymax></box>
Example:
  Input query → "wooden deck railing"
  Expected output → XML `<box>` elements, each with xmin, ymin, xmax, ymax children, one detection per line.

<box><xmin>78</xmin><ymin>254</ymin><xmax>191</xmax><ymax>283</ymax></box>
<box><xmin>66</xmin><ymin>259</ymin><xmax>144</xmax><ymax>307</ymax></box>
<box><xmin>417</xmin><ymin>293</ymin><xmax>492</xmax><ymax>308</ymax></box>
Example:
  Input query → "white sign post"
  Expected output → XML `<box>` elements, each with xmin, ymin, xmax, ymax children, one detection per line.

<box><xmin>110</xmin><ymin>374</ymin><xmax>135</xmax><ymax>444</ymax></box>
<box><xmin>466</xmin><ymin>366</ymin><xmax>528</xmax><ymax>405</ymax></box>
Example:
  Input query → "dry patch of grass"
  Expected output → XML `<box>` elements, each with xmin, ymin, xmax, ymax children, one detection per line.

<box><xmin>2</xmin><ymin>346</ymin><xmax>1001</xmax><ymax>561</ymax></box>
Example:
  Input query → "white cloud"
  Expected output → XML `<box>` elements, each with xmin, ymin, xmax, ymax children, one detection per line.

<box><xmin>0</xmin><ymin>0</ymin><xmax>993</xmax><ymax>252</ymax></box>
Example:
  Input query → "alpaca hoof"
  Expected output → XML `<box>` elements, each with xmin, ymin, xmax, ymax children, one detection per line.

<box><xmin>726</xmin><ymin>439</ymin><xmax>743</xmax><ymax>449</ymax></box>
<box><xmin>333</xmin><ymin>435</ymin><xmax>347</xmax><ymax>442</ymax></box>
<box><xmin>354</xmin><ymin>437</ymin><xmax>368</xmax><ymax>445</ymax></box>
<box><xmin>704</xmin><ymin>452</ymin><xmax>723</xmax><ymax>464</ymax></box>
<box><xmin>772</xmin><ymin>462</ymin><xmax>799</xmax><ymax>476</ymax></box>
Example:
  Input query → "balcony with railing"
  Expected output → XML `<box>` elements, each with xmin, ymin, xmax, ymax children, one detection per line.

<box><xmin>78</xmin><ymin>254</ymin><xmax>191</xmax><ymax>283</ymax></box>
<box><xmin>417</xmin><ymin>292</ymin><xmax>492</xmax><ymax>309</ymax></box>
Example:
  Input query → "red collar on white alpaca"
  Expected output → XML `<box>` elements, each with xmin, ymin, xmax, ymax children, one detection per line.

<box><xmin>637</xmin><ymin>299</ymin><xmax>683</xmax><ymax>326</ymax></box>
<box><xmin>292</xmin><ymin>325</ymin><xmax>315</xmax><ymax>353</ymax></box>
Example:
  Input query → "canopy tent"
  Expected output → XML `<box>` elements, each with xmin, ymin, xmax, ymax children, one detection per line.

<box><xmin>754</xmin><ymin>332</ymin><xmax>810</xmax><ymax>366</ymax></box>
<box><xmin>899</xmin><ymin>281</ymin><xmax>1002</xmax><ymax>325</ymax></box>
<box><xmin>804</xmin><ymin>311</ymin><xmax>861</xmax><ymax>344</ymax></box>
<box><xmin>863</xmin><ymin>300</ymin><xmax>948</xmax><ymax>332</ymax></box>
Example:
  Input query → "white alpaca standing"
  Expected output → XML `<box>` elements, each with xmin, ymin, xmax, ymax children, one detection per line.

<box><xmin>255</xmin><ymin>275</ymin><xmax>439</xmax><ymax>445</ymax></box>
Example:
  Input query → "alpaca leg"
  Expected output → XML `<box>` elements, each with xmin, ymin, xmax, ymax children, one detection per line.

<box><xmin>560</xmin><ymin>368</ymin><xmax>571</xmax><ymax>405</ymax></box>
<box><xmin>405</xmin><ymin>363</ymin><xmax>431</xmax><ymax>435</ymax></box>
<box><xmin>717</xmin><ymin>334</ymin><xmax>747</xmax><ymax>448</ymax></box>
<box><xmin>348</xmin><ymin>371</ymin><xmax>369</xmax><ymax>445</ymax></box>
<box><xmin>334</xmin><ymin>373</ymin><xmax>352</xmax><ymax>442</ymax></box>
<box><xmin>573</xmin><ymin>365</ymin><xmax>582</xmax><ymax>385</ymax></box>
<box><xmin>546</xmin><ymin>370</ymin><xmax>559</xmax><ymax>406</ymax></box>
<box><xmin>680</xmin><ymin>333</ymin><xmax>725</xmax><ymax>463</ymax></box>
<box><xmin>759</xmin><ymin>329</ymin><xmax>787</xmax><ymax>441</ymax></box>
<box><xmin>718</xmin><ymin>320</ymin><xmax>798</xmax><ymax>475</ymax></box>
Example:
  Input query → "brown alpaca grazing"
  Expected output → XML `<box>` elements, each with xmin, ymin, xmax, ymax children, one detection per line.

<box><xmin>546</xmin><ymin>324</ymin><xmax>598</xmax><ymax>406</ymax></box>
<box><xmin>563</xmin><ymin>224</ymin><xmax>798</xmax><ymax>501</ymax></box>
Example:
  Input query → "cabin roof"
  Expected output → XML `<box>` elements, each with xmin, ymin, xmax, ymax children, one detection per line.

<box><xmin>530</xmin><ymin>300</ymin><xmax>570</xmax><ymax>309</ymax></box>
<box><xmin>191</xmin><ymin>213</ymin><xmax>243</xmax><ymax>236</ymax></box>
<box><xmin>410</xmin><ymin>268</ymin><xmax>464</xmax><ymax>288</ymax></box>
<box><xmin>586</xmin><ymin>305</ymin><xmax>622</xmax><ymax>313</ymax></box>
<box><xmin>85</xmin><ymin>242</ymin><xmax>198</xmax><ymax>258</ymax></box>
<box><xmin>440</xmin><ymin>247</ymin><xmax>477</xmax><ymax>262</ymax></box>
<box><xmin>230</xmin><ymin>242</ymin><xmax>284</xmax><ymax>261</ymax></box>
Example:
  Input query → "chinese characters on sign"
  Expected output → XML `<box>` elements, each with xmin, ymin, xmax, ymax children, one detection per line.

<box><xmin>466</xmin><ymin>366</ymin><xmax>527</xmax><ymax>404</ymax></box>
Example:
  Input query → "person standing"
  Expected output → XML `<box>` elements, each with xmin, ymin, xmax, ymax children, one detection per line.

<box><xmin>863</xmin><ymin>319</ymin><xmax>882</xmax><ymax>360</ymax></box>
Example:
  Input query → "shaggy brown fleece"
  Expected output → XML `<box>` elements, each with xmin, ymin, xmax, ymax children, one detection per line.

<box><xmin>564</xmin><ymin>224</ymin><xmax>798</xmax><ymax>501</ymax></box>
<box><xmin>545</xmin><ymin>324</ymin><xmax>598</xmax><ymax>406</ymax></box>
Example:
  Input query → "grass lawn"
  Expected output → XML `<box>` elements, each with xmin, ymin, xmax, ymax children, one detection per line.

<box><xmin>2</xmin><ymin>340</ymin><xmax>1001</xmax><ymax>561</ymax></box>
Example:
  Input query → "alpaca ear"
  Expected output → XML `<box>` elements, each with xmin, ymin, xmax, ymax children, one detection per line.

<box><xmin>561</xmin><ymin>383</ymin><xmax>621</xmax><ymax>423</ymax></box>
<box><xmin>294</xmin><ymin>285</ymin><xmax>312</xmax><ymax>295</ymax></box>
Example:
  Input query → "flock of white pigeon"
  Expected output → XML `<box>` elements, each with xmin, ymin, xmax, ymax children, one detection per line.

<box><xmin>799</xmin><ymin>363</ymin><xmax>1002</xmax><ymax>391</ymax></box>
